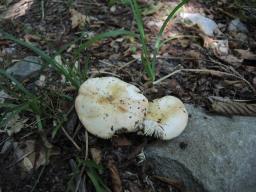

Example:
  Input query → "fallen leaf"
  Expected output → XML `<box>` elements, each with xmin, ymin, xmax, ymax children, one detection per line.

<box><xmin>218</xmin><ymin>54</ymin><xmax>243</xmax><ymax>67</ymax></box>
<box><xmin>223</xmin><ymin>80</ymin><xmax>243</xmax><ymax>88</ymax></box>
<box><xmin>90</xmin><ymin>148</ymin><xmax>102</xmax><ymax>164</ymax></box>
<box><xmin>234</xmin><ymin>49</ymin><xmax>256</xmax><ymax>60</ymax></box>
<box><xmin>107</xmin><ymin>159</ymin><xmax>123</xmax><ymax>192</ymax></box>
<box><xmin>112</xmin><ymin>136</ymin><xmax>132</xmax><ymax>147</ymax></box>
<box><xmin>142</xmin><ymin>2</ymin><xmax>163</xmax><ymax>16</ymax></box>
<box><xmin>24</xmin><ymin>34</ymin><xmax>41</xmax><ymax>43</ymax></box>
<box><xmin>0</xmin><ymin>0</ymin><xmax>33</xmax><ymax>20</ymax></box>
<box><xmin>209</xmin><ymin>98</ymin><xmax>256</xmax><ymax>116</ymax></box>
<box><xmin>203</xmin><ymin>36</ymin><xmax>229</xmax><ymax>56</ymax></box>
<box><xmin>69</xmin><ymin>8</ymin><xmax>89</xmax><ymax>29</ymax></box>
<box><xmin>4</xmin><ymin>114</ymin><xmax>28</xmax><ymax>136</ymax></box>
<box><xmin>13</xmin><ymin>140</ymin><xmax>48</xmax><ymax>172</ymax></box>
<box><xmin>153</xmin><ymin>175</ymin><xmax>184</xmax><ymax>191</ymax></box>
<box><xmin>186</xmin><ymin>50</ymin><xmax>202</xmax><ymax>60</ymax></box>
<box><xmin>178</xmin><ymin>39</ymin><xmax>190</xmax><ymax>48</ymax></box>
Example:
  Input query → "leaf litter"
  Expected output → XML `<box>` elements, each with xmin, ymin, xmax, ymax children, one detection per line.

<box><xmin>0</xmin><ymin>0</ymin><xmax>256</xmax><ymax>191</ymax></box>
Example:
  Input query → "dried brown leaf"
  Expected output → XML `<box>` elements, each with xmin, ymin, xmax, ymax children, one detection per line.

<box><xmin>235</xmin><ymin>49</ymin><xmax>256</xmax><ymax>60</ymax></box>
<box><xmin>90</xmin><ymin>148</ymin><xmax>102</xmax><ymax>164</ymax></box>
<box><xmin>0</xmin><ymin>0</ymin><xmax>33</xmax><ymax>20</ymax></box>
<box><xmin>203</xmin><ymin>36</ymin><xmax>229</xmax><ymax>56</ymax></box>
<box><xmin>69</xmin><ymin>9</ymin><xmax>89</xmax><ymax>29</ymax></box>
<box><xmin>186</xmin><ymin>50</ymin><xmax>202</xmax><ymax>60</ymax></box>
<box><xmin>218</xmin><ymin>54</ymin><xmax>243</xmax><ymax>67</ymax></box>
<box><xmin>153</xmin><ymin>175</ymin><xmax>184</xmax><ymax>191</ymax></box>
<box><xmin>112</xmin><ymin>136</ymin><xmax>132</xmax><ymax>147</ymax></box>
<box><xmin>210</xmin><ymin>99</ymin><xmax>256</xmax><ymax>116</ymax></box>
<box><xmin>24</xmin><ymin>34</ymin><xmax>41</xmax><ymax>43</ymax></box>
<box><xmin>107</xmin><ymin>159</ymin><xmax>123</xmax><ymax>192</ymax></box>
<box><xmin>14</xmin><ymin>140</ymin><xmax>47</xmax><ymax>172</ymax></box>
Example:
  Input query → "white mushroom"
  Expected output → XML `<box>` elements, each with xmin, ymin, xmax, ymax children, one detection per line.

<box><xmin>142</xmin><ymin>96</ymin><xmax>188</xmax><ymax>140</ymax></box>
<box><xmin>75</xmin><ymin>77</ymin><xmax>148</xmax><ymax>139</ymax></box>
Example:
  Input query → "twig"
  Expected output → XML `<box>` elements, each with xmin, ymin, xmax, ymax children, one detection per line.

<box><xmin>31</xmin><ymin>166</ymin><xmax>46</xmax><ymax>192</ymax></box>
<box><xmin>153</xmin><ymin>68</ymin><xmax>256</xmax><ymax>93</ymax></box>
<box><xmin>99</xmin><ymin>60</ymin><xmax>116</xmax><ymax>67</ymax></box>
<box><xmin>72</xmin><ymin>123</ymin><xmax>82</xmax><ymax>139</ymax></box>
<box><xmin>89</xmin><ymin>70</ymin><xmax>120</xmax><ymax>78</ymax></box>
<box><xmin>61</xmin><ymin>127</ymin><xmax>81</xmax><ymax>151</ymax></box>
<box><xmin>208</xmin><ymin>57</ymin><xmax>254</xmax><ymax>91</ymax></box>
<box><xmin>40</xmin><ymin>0</ymin><xmax>45</xmax><ymax>21</ymax></box>
<box><xmin>62</xmin><ymin>86</ymin><xmax>77</xmax><ymax>92</ymax></box>
<box><xmin>7</xmin><ymin>150</ymin><xmax>34</xmax><ymax>169</ymax></box>
<box><xmin>0</xmin><ymin>136</ymin><xmax>10</xmax><ymax>146</ymax></box>
<box><xmin>118</xmin><ymin>59</ymin><xmax>136</xmax><ymax>70</ymax></box>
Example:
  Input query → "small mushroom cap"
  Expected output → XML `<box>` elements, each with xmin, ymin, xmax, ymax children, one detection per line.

<box><xmin>75</xmin><ymin>77</ymin><xmax>148</xmax><ymax>139</ymax></box>
<box><xmin>143</xmin><ymin>96</ymin><xmax>188</xmax><ymax>140</ymax></box>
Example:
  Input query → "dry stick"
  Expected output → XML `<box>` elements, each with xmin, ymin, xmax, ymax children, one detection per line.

<box><xmin>40</xmin><ymin>0</ymin><xmax>45</xmax><ymax>21</ymax></box>
<box><xmin>72</xmin><ymin>123</ymin><xmax>82</xmax><ymax>139</ymax></box>
<box><xmin>99</xmin><ymin>60</ymin><xmax>116</xmax><ymax>67</ymax></box>
<box><xmin>209</xmin><ymin>57</ymin><xmax>242</xmax><ymax>77</ymax></box>
<box><xmin>61</xmin><ymin>127</ymin><xmax>81</xmax><ymax>151</ymax></box>
<box><xmin>89</xmin><ymin>71</ymin><xmax>120</xmax><ymax>78</ymax></box>
<box><xmin>153</xmin><ymin>68</ymin><xmax>256</xmax><ymax>93</ymax></box>
<box><xmin>207</xmin><ymin>57</ymin><xmax>255</xmax><ymax>92</ymax></box>
<box><xmin>118</xmin><ymin>59</ymin><xmax>136</xmax><ymax>70</ymax></box>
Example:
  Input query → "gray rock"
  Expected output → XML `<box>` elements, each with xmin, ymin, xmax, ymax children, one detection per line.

<box><xmin>145</xmin><ymin>105</ymin><xmax>256</xmax><ymax>192</ymax></box>
<box><xmin>6</xmin><ymin>56</ymin><xmax>42</xmax><ymax>81</ymax></box>
<box><xmin>228</xmin><ymin>19</ymin><xmax>248</xmax><ymax>33</ymax></box>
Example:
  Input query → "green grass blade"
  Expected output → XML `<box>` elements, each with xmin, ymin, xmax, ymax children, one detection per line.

<box><xmin>0</xmin><ymin>69</ymin><xmax>33</xmax><ymax>96</ymax></box>
<box><xmin>78</xmin><ymin>159</ymin><xmax>110</xmax><ymax>192</ymax></box>
<box><xmin>0</xmin><ymin>30</ymin><xmax>80</xmax><ymax>89</ymax></box>
<box><xmin>0</xmin><ymin>103</ymin><xmax>18</xmax><ymax>109</ymax></box>
<box><xmin>152</xmin><ymin>0</ymin><xmax>189</xmax><ymax>72</ymax></box>
<box><xmin>77</xmin><ymin>29</ymin><xmax>135</xmax><ymax>55</ymax></box>
<box><xmin>87</xmin><ymin>168</ymin><xmax>110</xmax><ymax>192</ymax></box>
<box><xmin>0</xmin><ymin>103</ymin><xmax>30</xmax><ymax>128</ymax></box>
<box><xmin>36</xmin><ymin>115</ymin><xmax>43</xmax><ymax>131</ymax></box>
<box><xmin>158</xmin><ymin>0</ymin><xmax>189</xmax><ymax>41</ymax></box>
<box><xmin>129</xmin><ymin>0</ymin><xmax>155</xmax><ymax>80</ymax></box>
<box><xmin>129</xmin><ymin>0</ymin><xmax>146</xmax><ymax>43</ymax></box>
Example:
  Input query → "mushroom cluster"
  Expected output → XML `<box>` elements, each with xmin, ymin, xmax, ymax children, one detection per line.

<box><xmin>75</xmin><ymin>77</ymin><xmax>188</xmax><ymax>140</ymax></box>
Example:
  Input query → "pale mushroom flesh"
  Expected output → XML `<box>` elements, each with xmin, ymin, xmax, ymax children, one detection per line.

<box><xmin>75</xmin><ymin>77</ymin><xmax>148</xmax><ymax>139</ymax></box>
<box><xmin>142</xmin><ymin>96</ymin><xmax>188</xmax><ymax>140</ymax></box>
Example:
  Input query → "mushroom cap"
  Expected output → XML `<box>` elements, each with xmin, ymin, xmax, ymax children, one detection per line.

<box><xmin>143</xmin><ymin>96</ymin><xmax>188</xmax><ymax>140</ymax></box>
<box><xmin>75</xmin><ymin>77</ymin><xmax>148</xmax><ymax>139</ymax></box>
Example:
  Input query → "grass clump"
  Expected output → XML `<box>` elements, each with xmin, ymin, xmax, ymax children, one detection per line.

<box><xmin>67</xmin><ymin>159</ymin><xmax>111</xmax><ymax>192</ymax></box>
<box><xmin>127</xmin><ymin>0</ymin><xmax>189</xmax><ymax>81</ymax></box>
<box><xmin>0</xmin><ymin>27</ymin><xmax>134</xmax><ymax>191</ymax></box>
